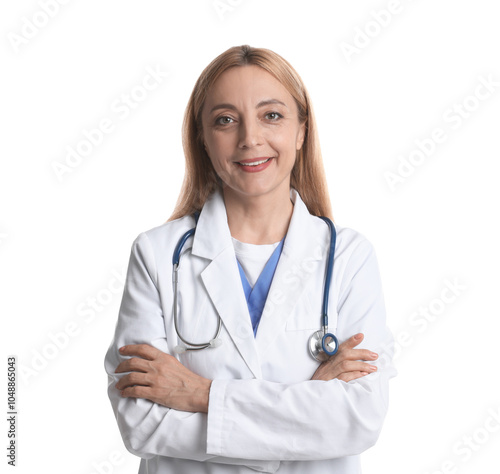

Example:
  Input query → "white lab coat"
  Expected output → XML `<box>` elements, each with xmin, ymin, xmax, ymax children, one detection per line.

<box><xmin>104</xmin><ymin>187</ymin><xmax>397</xmax><ymax>474</ymax></box>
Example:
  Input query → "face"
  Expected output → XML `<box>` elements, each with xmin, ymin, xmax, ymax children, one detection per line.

<box><xmin>201</xmin><ymin>65</ymin><xmax>306</xmax><ymax>200</ymax></box>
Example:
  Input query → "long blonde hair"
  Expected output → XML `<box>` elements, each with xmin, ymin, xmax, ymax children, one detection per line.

<box><xmin>169</xmin><ymin>44</ymin><xmax>332</xmax><ymax>221</ymax></box>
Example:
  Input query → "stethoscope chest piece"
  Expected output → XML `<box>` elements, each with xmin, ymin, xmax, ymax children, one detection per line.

<box><xmin>309</xmin><ymin>330</ymin><xmax>339</xmax><ymax>362</ymax></box>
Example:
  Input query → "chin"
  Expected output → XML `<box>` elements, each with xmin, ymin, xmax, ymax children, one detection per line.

<box><xmin>228</xmin><ymin>180</ymin><xmax>288</xmax><ymax>200</ymax></box>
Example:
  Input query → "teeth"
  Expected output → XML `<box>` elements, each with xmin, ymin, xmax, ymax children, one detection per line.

<box><xmin>238</xmin><ymin>158</ymin><xmax>270</xmax><ymax>167</ymax></box>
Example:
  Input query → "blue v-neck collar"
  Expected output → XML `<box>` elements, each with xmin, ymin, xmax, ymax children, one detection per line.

<box><xmin>236</xmin><ymin>237</ymin><xmax>285</xmax><ymax>336</ymax></box>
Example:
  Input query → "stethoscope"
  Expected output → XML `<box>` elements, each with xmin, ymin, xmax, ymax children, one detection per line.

<box><xmin>171</xmin><ymin>213</ymin><xmax>338</xmax><ymax>362</ymax></box>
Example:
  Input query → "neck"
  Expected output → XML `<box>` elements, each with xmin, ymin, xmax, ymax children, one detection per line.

<box><xmin>223</xmin><ymin>184</ymin><xmax>293</xmax><ymax>244</ymax></box>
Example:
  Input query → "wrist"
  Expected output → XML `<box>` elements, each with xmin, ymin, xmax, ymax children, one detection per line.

<box><xmin>195</xmin><ymin>377</ymin><xmax>212</xmax><ymax>413</ymax></box>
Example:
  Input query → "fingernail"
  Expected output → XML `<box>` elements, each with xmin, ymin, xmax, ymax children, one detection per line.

<box><xmin>361</xmin><ymin>372</ymin><xmax>369</xmax><ymax>376</ymax></box>
<box><xmin>370</xmin><ymin>352</ymin><xmax>378</xmax><ymax>359</ymax></box>
<box><xmin>119</xmin><ymin>346</ymin><xmax>126</xmax><ymax>352</ymax></box>
<box><xmin>369</xmin><ymin>365</ymin><xmax>377</xmax><ymax>371</ymax></box>
<box><xmin>355</xmin><ymin>334</ymin><xmax>363</xmax><ymax>340</ymax></box>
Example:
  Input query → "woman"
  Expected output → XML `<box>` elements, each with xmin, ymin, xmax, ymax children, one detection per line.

<box><xmin>104</xmin><ymin>44</ymin><xmax>396</xmax><ymax>474</ymax></box>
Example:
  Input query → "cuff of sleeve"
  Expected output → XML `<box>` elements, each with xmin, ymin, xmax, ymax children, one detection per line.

<box><xmin>206</xmin><ymin>378</ymin><xmax>227</xmax><ymax>456</ymax></box>
<box><xmin>206</xmin><ymin>379</ymin><xmax>280</xmax><ymax>473</ymax></box>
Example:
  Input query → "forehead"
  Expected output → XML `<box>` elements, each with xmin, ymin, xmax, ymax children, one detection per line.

<box><xmin>203</xmin><ymin>65</ymin><xmax>296</xmax><ymax>113</ymax></box>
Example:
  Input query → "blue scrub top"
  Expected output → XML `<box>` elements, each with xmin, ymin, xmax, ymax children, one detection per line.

<box><xmin>236</xmin><ymin>237</ymin><xmax>285</xmax><ymax>336</ymax></box>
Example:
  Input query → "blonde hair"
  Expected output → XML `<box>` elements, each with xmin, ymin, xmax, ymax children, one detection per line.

<box><xmin>169</xmin><ymin>44</ymin><xmax>332</xmax><ymax>221</ymax></box>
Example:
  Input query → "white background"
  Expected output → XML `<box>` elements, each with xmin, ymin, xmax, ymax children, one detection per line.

<box><xmin>1</xmin><ymin>1</ymin><xmax>499</xmax><ymax>473</ymax></box>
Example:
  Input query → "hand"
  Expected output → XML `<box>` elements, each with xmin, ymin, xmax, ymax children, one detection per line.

<box><xmin>311</xmin><ymin>333</ymin><xmax>378</xmax><ymax>382</ymax></box>
<box><xmin>114</xmin><ymin>344</ymin><xmax>212</xmax><ymax>413</ymax></box>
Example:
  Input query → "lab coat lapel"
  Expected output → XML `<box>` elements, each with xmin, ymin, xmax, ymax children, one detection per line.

<box><xmin>192</xmin><ymin>189</ymin><xmax>263</xmax><ymax>379</ymax></box>
<box><xmin>255</xmin><ymin>189</ymin><xmax>330</xmax><ymax>355</ymax></box>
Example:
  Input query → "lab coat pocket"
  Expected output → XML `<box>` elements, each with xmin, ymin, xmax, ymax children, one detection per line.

<box><xmin>285</xmin><ymin>293</ymin><xmax>319</xmax><ymax>331</ymax></box>
<box><xmin>175</xmin><ymin>292</ymin><xmax>212</xmax><ymax>344</ymax></box>
<box><xmin>285</xmin><ymin>293</ymin><xmax>338</xmax><ymax>333</ymax></box>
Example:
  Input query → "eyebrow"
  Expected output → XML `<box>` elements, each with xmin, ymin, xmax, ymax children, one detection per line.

<box><xmin>209</xmin><ymin>98</ymin><xmax>288</xmax><ymax>115</ymax></box>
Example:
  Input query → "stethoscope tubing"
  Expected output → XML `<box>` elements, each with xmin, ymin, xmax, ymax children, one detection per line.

<box><xmin>172</xmin><ymin>264</ymin><xmax>222</xmax><ymax>349</ymax></box>
<box><xmin>172</xmin><ymin>212</ymin><xmax>338</xmax><ymax>359</ymax></box>
<box><xmin>172</xmin><ymin>212</ymin><xmax>222</xmax><ymax>351</ymax></box>
<box><xmin>318</xmin><ymin>216</ymin><xmax>336</xmax><ymax>329</ymax></box>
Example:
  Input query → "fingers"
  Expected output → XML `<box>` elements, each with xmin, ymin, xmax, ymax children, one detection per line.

<box><xmin>338</xmin><ymin>334</ymin><xmax>377</xmax><ymax>356</ymax></box>
<box><xmin>336</xmin><ymin>360</ymin><xmax>377</xmax><ymax>375</ymax></box>
<box><xmin>119</xmin><ymin>344</ymin><xmax>159</xmax><ymax>360</ymax></box>
<box><xmin>341</xmin><ymin>348</ymin><xmax>378</xmax><ymax>363</ymax></box>
<box><xmin>339</xmin><ymin>333</ymin><xmax>365</xmax><ymax>351</ymax></box>
<box><xmin>336</xmin><ymin>371</ymin><xmax>370</xmax><ymax>383</ymax></box>
<box><xmin>310</xmin><ymin>332</ymin><xmax>379</xmax><ymax>381</ymax></box>
<box><xmin>120</xmin><ymin>384</ymin><xmax>152</xmax><ymax>401</ymax></box>
<box><xmin>115</xmin><ymin>371</ymin><xmax>150</xmax><ymax>390</ymax></box>
<box><xmin>336</xmin><ymin>334</ymin><xmax>378</xmax><ymax>362</ymax></box>
<box><xmin>311</xmin><ymin>359</ymin><xmax>377</xmax><ymax>381</ymax></box>
<box><xmin>115</xmin><ymin>356</ymin><xmax>150</xmax><ymax>374</ymax></box>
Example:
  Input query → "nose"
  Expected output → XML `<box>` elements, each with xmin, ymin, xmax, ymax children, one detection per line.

<box><xmin>238</xmin><ymin>118</ymin><xmax>263</xmax><ymax>149</ymax></box>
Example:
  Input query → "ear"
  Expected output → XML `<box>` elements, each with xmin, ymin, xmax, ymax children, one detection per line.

<box><xmin>296</xmin><ymin>122</ymin><xmax>306</xmax><ymax>150</ymax></box>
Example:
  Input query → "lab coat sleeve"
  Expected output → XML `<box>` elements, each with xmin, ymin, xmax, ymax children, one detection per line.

<box><xmin>104</xmin><ymin>232</ymin><xmax>280</xmax><ymax>473</ymax></box>
<box><xmin>206</xmin><ymin>237</ymin><xmax>397</xmax><ymax>461</ymax></box>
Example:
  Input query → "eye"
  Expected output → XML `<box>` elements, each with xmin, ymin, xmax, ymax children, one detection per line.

<box><xmin>215</xmin><ymin>116</ymin><xmax>235</xmax><ymax>125</ymax></box>
<box><xmin>265</xmin><ymin>112</ymin><xmax>283</xmax><ymax>121</ymax></box>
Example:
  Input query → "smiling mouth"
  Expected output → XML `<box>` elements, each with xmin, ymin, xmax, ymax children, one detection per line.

<box><xmin>237</xmin><ymin>158</ymin><xmax>272</xmax><ymax>167</ymax></box>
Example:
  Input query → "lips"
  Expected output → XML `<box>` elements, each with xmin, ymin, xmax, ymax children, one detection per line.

<box><xmin>235</xmin><ymin>157</ymin><xmax>274</xmax><ymax>173</ymax></box>
<box><xmin>237</xmin><ymin>158</ymin><xmax>271</xmax><ymax>167</ymax></box>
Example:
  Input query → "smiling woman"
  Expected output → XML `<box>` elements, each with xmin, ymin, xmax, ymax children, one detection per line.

<box><xmin>104</xmin><ymin>44</ymin><xmax>396</xmax><ymax>474</ymax></box>
<box><xmin>172</xmin><ymin>45</ymin><xmax>331</xmax><ymax>226</ymax></box>
<box><xmin>201</xmin><ymin>65</ymin><xmax>305</xmax><ymax>207</ymax></box>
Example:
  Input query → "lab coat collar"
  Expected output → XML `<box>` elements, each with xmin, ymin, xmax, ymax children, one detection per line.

<box><xmin>191</xmin><ymin>186</ymin><xmax>327</xmax><ymax>261</ymax></box>
<box><xmin>191</xmin><ymin>186</ymin><xmax>330</xmax><ymax>377</ymax></box>
<box><xmin>190</xmin><ymin>187</ymin><xmax>231</xmax><ymax>261</ymax></box>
